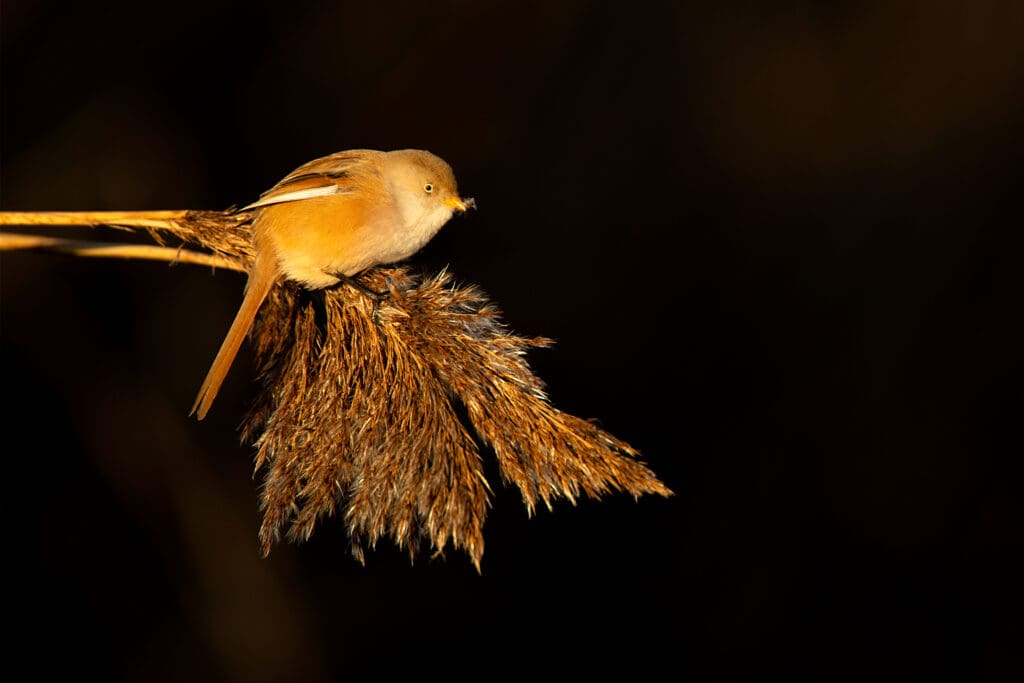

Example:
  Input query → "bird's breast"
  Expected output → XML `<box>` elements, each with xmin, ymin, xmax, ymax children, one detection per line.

<box><xmin>254</xmin><ymin>193</ymin><xmax>426</xmax><ymax>289</ymax></box>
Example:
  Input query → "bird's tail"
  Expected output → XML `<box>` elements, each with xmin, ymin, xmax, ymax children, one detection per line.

<box><xmin>191</xmin><ymin>250</ymin><xmax>278</xmax><ymax>420</ymax></box>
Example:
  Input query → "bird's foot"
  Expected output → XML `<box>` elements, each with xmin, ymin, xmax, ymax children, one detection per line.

<box><xmin>330</xmin><ymin>272</ymin><xmax>389</xmax><ymax>303</ymax></box>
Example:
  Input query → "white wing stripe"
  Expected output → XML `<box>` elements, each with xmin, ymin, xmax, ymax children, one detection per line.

<box><xmin>240</xmin><ymin>184</ymin><xmax>349</xmax><ymax>211</ymax></box>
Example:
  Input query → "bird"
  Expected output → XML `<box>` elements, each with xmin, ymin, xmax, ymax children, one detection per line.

<box><xmin>191</xmin><ymin>148</ymin><xmax>474</xmax><ymax>420</ymax></box>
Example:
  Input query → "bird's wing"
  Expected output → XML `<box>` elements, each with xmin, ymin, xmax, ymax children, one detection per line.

<box><xmin>239</xmin><ymin>149</ymin><xmax>383</xmax><ymax>211</ymax></box>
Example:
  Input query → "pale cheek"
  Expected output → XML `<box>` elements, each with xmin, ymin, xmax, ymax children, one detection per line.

<box><xmin>429</xmin><ymin>205</ymin><xmax>454</xmax><ymax>230</ymax></box>
<box><xmin>407</xmin><ymin>207</ymin><xmax>452</xmax><ymax>249</ymax></box>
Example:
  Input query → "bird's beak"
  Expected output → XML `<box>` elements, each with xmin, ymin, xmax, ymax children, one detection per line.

<box><xmin>446</xmin><ymin>196</ymin><xmax>476</xmax><ymax>212</ymax></box>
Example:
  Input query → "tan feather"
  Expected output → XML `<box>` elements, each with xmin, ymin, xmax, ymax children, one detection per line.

<box><xmin>191</xmin><ymin>249</ymin><xmax>279</xmax><ymax>420</ymax></box>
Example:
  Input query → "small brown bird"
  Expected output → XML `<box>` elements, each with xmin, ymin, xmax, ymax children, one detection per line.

<box><xmin>191</xmin><ymin>149</ymin><xmax>473</xmax><ymax>419</ymax></box>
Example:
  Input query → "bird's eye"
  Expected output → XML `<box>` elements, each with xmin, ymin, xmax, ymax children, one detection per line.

<box><xmin>424</xmin><ymin>183</ymin><xmax>434</xmax><ymax>194</ymax></box>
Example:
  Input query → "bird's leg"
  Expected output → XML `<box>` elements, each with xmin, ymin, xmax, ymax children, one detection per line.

<box><xmin>329</xmin><ymin>271</ymin><xmax>389</xmax><ymax>302</ymax></box>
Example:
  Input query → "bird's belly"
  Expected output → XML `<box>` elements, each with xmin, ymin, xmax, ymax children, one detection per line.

<box><xmin>255</xmin><ymin>198</ymin><xmax>407</xmax><ymax>289</ymax></box>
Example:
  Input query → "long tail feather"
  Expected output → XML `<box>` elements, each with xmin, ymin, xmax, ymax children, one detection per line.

<box><xmin>191</xmin><ymin>251</ymin><xmax>278</xmax><ymax>419</ymax></box>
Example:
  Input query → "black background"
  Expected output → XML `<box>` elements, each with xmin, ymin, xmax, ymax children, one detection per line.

<box><xmin>2</xmin><ymin>2</ymin><xmax>1021</xmax><ymax>681</ymax></box>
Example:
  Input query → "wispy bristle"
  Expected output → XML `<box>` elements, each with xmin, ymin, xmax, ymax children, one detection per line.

<box><xmin>242</xmin><ymin>269</ymin><xmax>672</xmax><ymax>570</ymax></box>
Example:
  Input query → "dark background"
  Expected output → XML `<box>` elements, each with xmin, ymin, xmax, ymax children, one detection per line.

<box><xmin>2</xmin><ymin>2</ymin><xmax>1021</xmax><ymax>680</ymax></box>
